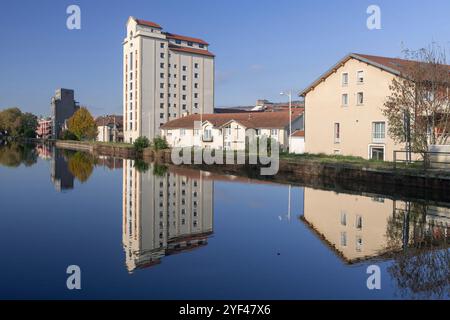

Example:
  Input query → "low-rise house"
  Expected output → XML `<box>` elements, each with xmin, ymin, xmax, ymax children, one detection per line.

<box><xmin>290</xmin><ymin>130</ymin><xmax>305</xmax><ymax>154</ymax></box>
<box><xmin>299</xmin><ymin>53</ymin><xmax>450</xmax><ymax>161</ymax></box>
<box><xmin>160</xmin><ymin>110</ymin><xmax>304</xmax><ymax>151</ymax></box>
<box><xmin>36</xmin><ymin>117</ymin><xmax>53</xmax><ymax>139</ymax></box>
<box><xmin>96</xmin><ymin>115</ymin><xmax>124</xmax><ymax>143</ymax></box>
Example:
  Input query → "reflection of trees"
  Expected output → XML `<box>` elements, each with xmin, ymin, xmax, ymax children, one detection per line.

<box><xmin>0</xmin><ymin>142</ymin><xmax>38</xmax><ymax>167</ymax></box>
<box><xmin>67</xmin><ymin>152</ymin><xmax>95</xmax><ymax>183</ymax></box>
<box><xmin>386</xmin><ymin>202</ymin><xmax>450</xmax><ymax>299</ymax></box>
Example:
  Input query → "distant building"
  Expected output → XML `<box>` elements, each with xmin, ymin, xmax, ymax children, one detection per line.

<box><xmin>160</xmin><ymin>110</ymin><xmax>304</xmax><ymax>151</ymax></box>
<box><xmin>36</xmin><ymin>117</ymin><xmax>53</xmax><ymax>139</ymax></box>
<box><xmin>123</xmin><ymin>17</ymin><xmax>215</xmax><ymax>143</ymax></box>
<box><xmin>51</xmin><ymin>89</ymin><xmax>79</xmax><ymax>139</ymax></box>
<box><xmin>96</xmin><ymin>115</ymin><xmax>123</xmax><ymax>143</ymax></box>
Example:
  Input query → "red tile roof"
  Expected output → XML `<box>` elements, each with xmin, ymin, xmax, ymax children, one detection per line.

<box><xmin>169</xmin><ymin>45</ymin><xmax>215</xmax><ymax>57</ymax></box>
<box><xmin>165</xmin><ymin>33</ymin><xmax>209</xmax><ymax>45</ymax></box>
<box><xmin>96</xmin><ymin>115</ymin><xmax>123</xmax><ymax>127</ymax></box>
<box><xmin>161</xmin><ymin>110</ymin><xmax>303</xmax><ymax>130</ymax></box>
<box><xmin>300</xmin><ymin>53</ymin><xmax>450</xmax><ymax>96</ymax></box>
<box><xmin>135</xmin><ymin>19</ymin><xmax>162</xmax><ymax>29</ymax></box>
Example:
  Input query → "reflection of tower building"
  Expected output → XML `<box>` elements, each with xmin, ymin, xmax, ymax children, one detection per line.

<box><xmin>50</xmin><ymin>147</ymin><xmax>74</xmax><ymax>192</ymax></box>
<box><xmin>122</xmin><ymin>160</ymin><xmax>213</xmax><ymax>272</ymax></box>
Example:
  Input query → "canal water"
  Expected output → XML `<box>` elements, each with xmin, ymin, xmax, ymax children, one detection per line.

<box><xmin>0</xmin><ymin>142</ymin><xmax>448</xmax><ymax>299</ymax></box>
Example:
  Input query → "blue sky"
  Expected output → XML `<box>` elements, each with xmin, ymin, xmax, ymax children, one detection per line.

<box><xmin>1</xmin><ymin>0</ymin><xmax>450</xmax><ymax>116</ymax></box>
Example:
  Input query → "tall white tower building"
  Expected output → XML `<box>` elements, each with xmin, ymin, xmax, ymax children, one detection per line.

<box><xmin>123</xmin><ymin>17</ymin><xmax>215</xmax><ymax>143</ymax></box>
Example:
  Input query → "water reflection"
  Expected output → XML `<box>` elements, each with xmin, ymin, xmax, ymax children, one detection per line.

<box><xmin>301</xmin><ymin>188</ymin><xmax>449</xmax><ymax>298</ymax></box>
<box><xmin>122</xmin><ymin>160</ymin><xmax>214</xmax><ymax>272</ymax></box>
<box><xmin>0</xmin><ymin>141</ymin><xmax>37</xmax><ymax>167</ymax></box>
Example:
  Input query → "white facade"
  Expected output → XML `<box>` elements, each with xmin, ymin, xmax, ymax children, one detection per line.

<box><xmin>290</xmin><ymin>136</ymin><xmax>305</xmax><ymax>154</ymax></box>
<box><xmin>123</xmin><ymin>17</ymin><xmax>215</xmax><ymax>144</ymax></box>
<box><xmin>162</xmin><ymin>116</ymin><xmax>303</xmax><ymax>151</ymax></box>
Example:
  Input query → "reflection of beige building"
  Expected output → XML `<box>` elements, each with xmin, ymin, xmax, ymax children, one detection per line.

<box><xmin>122</xmin><ymin>160</ymin><xmax>213</xmax><ymax>272</ymax></box>
<box><xmin>302</xmin><ymin>188</ymin><xmax>450</xmax><ymax>263</ymax></box>
<box><xmin>299</xmin><ymin>53</ymin><xmax>427</xmax><ymax>161</ymax></box>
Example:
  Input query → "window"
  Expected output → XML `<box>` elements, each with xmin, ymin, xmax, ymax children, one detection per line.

<box><xmin>340</xmin><ymin>211</ymin><xmax>347</xmax><ymax>226</ymax></box>
<box><xmin>182</xmin><ymin>104</ymin><xmax>187</xmax><ymax>110</ymax></box>
<box><xmin>160</xmin><ymin>103</ymin><xmax>164</xmax><ymax>109</ymax></box>
<box><xmin>357</xmin><ymin>92</ymin><xmax>364</xmax><ymax>105</ymax></box>
<box><xmin>194</xmin><ymin>63</ymin><xmax>199</xmax><ymax>68</ymax></box>
<box><xmin>271</xmin><ymin>129</ymin><xmax>278</xmax><ymax>136</ymax></box>
<box><xmin>160</xmin><ymin>73</ymin><xmax>164</xmax><ymax>79</ymax></box>
<box><xmin>194</xmin><ymin>103</ymin><xmax>198</xmax><ymax>108</ymax></box>
<box><xmin>180</xmin><ymin>129</ymin><xmax>186</xmax><ymax>136</ymax></box>
<box><xmin>194</xmin><ymin>93</ymin><xmax>198</xmax><ymax>98</ymax></box>
<box><xmin>182</xmin><ymin>66</ymin><xmax>187</xmax><ymax>71</ymax></box>
<box><xmin>160</xmin><ymin>63</ymin><xmax>164</xmax><ymax>68</ymax></box>
<box><xmin>160</xmin><ymin>113</ymin><xmax>164</xmax><ymax>119</ymax></box>
<box><xmin>160</xmin><ymin>43</ymin><xmax>165</xmax><ymax>48</ymax></box>
<box><xmin>182</xmin><ymin>95</ymin><xmax>186</xmax><ymax>100</ymax></box>
<box><xmin>187</xmin><ymin>42</ymin><xmax>193</xmax><ymax>46</ymax></box>
<box><xmin>194</xmin><ymin>83</ymin><xmax>199</xmax><ymax>89</ymax></box>
<box><xmin>160</xmin><ymin>93</ymin><xmax>164</xmax><ymax>99</ymax></box>
<box><xmin>160</xmin><ymin>83</ymin><xmax>164</xmax><ymax>89</ymax></box>
<box><xmin>175</xmin><ymin>39</ymin><xmax>181</xmax><ymax>45</ymax></box>
<box><xmin>182</xmin><ymin>85</ymin><xmax>187</xmax><ymax>91</ymax></box>
<box><xmin>342</xmin><ymin>94</ymin><xmax>348</xmax><ymax>106</ymax></box>
<box><xmin>357</xmin><ymin>71</ymin><xmax>364</xmax><ymax>84</ymax></box>
<box><xmin>199</xmin><ymin>44</ymin><xmax>205</xmax><ymax>48</ymax></box>
<box><xmin>182</xmin><ymin>75</ymin><xmax>187</xmax><ymax>81</ymax></box>
<box><xmin>160</xmin><ymin>53</ymin><xmax>165</xmax><ymax>59</ymax></box>
<box><xmin>340</xmin><ymin>232</ymin><xmax>347</xmax><ymax>247</ymax></box>
<box><xmin>356</xmin><ymin>236</ymin><xmax>363</xmax><ymax>252</ymax></box>
<box><xmin>370</xmin><ymin>146</ymin><xmax>385</xmax><ymax>161</ymax></box>
<box><xmin>372</xmin><ymin>122</ymin><xmax>385</xmax><ymax>142</ymax></box>
<box><xmin>356</xmin><ymin>216</ymin><xmax>363</xmax><ymax>230</ymax></box>
<box><xmin>130</xmin><ymin>52</ymin><xmax>133</xmax><ymax>71</ymax></box>
<box><xmin>342</xmin><ymin>73</ymin><xmax>348</xmax><ymax>86</ymax></box>
<box><xmin>194</xmin><ymin>73</ymin><xmax>198</xmax><ymax>79</ymax></box>
<box><xmin>334</xmin><ymin>123</ymin><xmax>340</xmax><ymax>143</ymax></box>
<box><xmin>194</xmin><ymin>129</ymin><xmax>199</xmax><ymax>136</ymax></box>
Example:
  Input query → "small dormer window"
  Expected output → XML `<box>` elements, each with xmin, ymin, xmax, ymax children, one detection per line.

<box><xmin>199</xmin><ymin>44</ymin><xmax>205</xmax><ymax>49</ymax></box>
<box><xmin>175</xmin><ymin>40</ymin><xmax>181</xmax><ymax>45</ymax></box>
<box><xmin>187</xmin><ymin>42</ymin><xmax>193</xmax><ymax>47</ymax></box>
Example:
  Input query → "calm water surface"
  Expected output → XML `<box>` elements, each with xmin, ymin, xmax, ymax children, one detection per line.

<box><xmin>0</xmin><ymin>142</ymin><xmax>448</xmax><ymax>299</ymax></box>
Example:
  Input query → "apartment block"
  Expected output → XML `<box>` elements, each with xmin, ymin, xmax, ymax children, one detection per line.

<box><xmin>123</xmin><ymin>17</ymin><xmax>215</xmax><ymax>143</ymax></box>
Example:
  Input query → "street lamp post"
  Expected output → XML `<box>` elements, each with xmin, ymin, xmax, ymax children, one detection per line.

<box><xmin>280</xmin><ymin>91</ymin><xmax>292</xmax><ymax>152</ymax></box>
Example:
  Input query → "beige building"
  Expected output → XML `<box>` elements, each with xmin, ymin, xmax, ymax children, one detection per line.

<box><xmin>299</xmin><ymin>53</ymin><xmax>427</xmax><ymax>161</ymax></box>
<box><xmin>123</xmin><ymin>17</ymin><xmax>215</xmax><ymax>143</ymax></box>
<box><xmin>160</xmin><ymin>110</ymin><xmax>304</xmax><ymax>151</ymax></box>
<box><xmin>96</xmin><ymin>115</ymin><xmax>123</xmax><ymax>143</ymax></box>
<box><xmin>122</xmin><ymin>160</ymin><xmax>214</xmax><ymax>272</ymax></box>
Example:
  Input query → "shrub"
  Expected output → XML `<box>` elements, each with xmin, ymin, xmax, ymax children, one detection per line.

<box><xmin>133</xmin><ymin>136</ymin><xmax>150</xmax><ymax>152</ymax></box>
<box><xmin>133</xmin><ymin>159</ymin><xmax>149</xmax><ymax>173</ymax></box>
<box><xmin>152</xmin><ymin>136</ymin><xmax>168</xmax><ymax>151</ymax></box>
<box><xmin>61</xmin><ymin>130</ymin><xmax>79</xmax><ymax>141</ymax></box>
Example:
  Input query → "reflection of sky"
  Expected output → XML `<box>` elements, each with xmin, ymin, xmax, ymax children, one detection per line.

<box><xmin>0</xmin><ymin>157</ymin><xmax>446</xmax><ymax>299</ymax></box>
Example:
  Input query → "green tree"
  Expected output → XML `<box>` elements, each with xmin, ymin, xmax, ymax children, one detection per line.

<box><xmin>0</xmin><ymin>108</ymin><xmax>22</xmax><ymax>136</ymax></box>
<box><xmin>152</xmin><ymin>136</ymin><xmax>168</xmax><ymax>150</ymax></box>
<box><xmin>19</xmin><ymin>113</ymin><xmax>38</xmax><ymax>138</ymax></box>
<box><xmin>67</xmin><ymin>107</ymin><xmax>97</xmax><ymax>141</ymax></box>
<box><xmin>133</xmin><ymin>136</ymin><xmax>150</xmax><ymax>152</ymax></box>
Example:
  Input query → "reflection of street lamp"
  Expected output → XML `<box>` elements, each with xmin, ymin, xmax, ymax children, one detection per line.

<box><xmin>280</xmin><ymin>91</ymin><xmax>292</xmax><ymax>151</ymax></box>
<box><xmin>278</xmin><ymin>185</ymin><xmax>292</xmax><ymax>222</ymax></box>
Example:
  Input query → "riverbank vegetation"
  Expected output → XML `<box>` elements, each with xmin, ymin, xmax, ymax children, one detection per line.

<box><xmin>0</xmin><ymin>107</ymin><xmax>38</xmax><ymax>138</ymax></box>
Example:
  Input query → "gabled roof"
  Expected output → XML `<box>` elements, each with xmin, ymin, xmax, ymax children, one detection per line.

<box><xmin>169</xmin><ymin>44</ymin><xmax>215</xmax><ymax>58</ymax></box>
<box><xmin>135</xmin><ymin>18</ymin><xmax>162</xmax><ymax>29</ymax></box>
<box><xmin>165</xmin><ymin>32</ymin><xmax>209</xmax><ymax>45</ymax></box>
<box><xmin>96</xmin><ymin>115</ymin><xmax>123</xmax><ymax>127</ymax></box>
<box><xmin>160</xmin><ymin>110</ymin><xmax>303</xmax><ymax>130</ymax></box>
<box><xmin>299</xmin><ymin>53</ymin><xmax>450</xmax><ymax>97</ymax></box>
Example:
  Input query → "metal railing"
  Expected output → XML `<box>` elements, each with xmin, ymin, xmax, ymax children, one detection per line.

<box><xmin>393</xmin><ymin>150</ymin><xmax>450</xmax><ymax>170</ymax></box>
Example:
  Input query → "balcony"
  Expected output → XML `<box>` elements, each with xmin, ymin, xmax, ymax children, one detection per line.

<box><xmin>202</xmin><ymin>135</ymin><xmax>213</xmax><ymax>142</ymax></box>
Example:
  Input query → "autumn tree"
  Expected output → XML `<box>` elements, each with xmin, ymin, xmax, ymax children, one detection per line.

<box><xmin>67</xmin><ymin>107</ymin><xmax>97</xmax><ymax>141</ymax></box>
<box><xmin>67</xmin><ymin>152</ymin><xmax>95</xmax><ymax>183</ymax></box>
<box><xmin>383</xmin><ymin>44</ymin><xmax>450</xmax><ymax>159</ymax></box>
